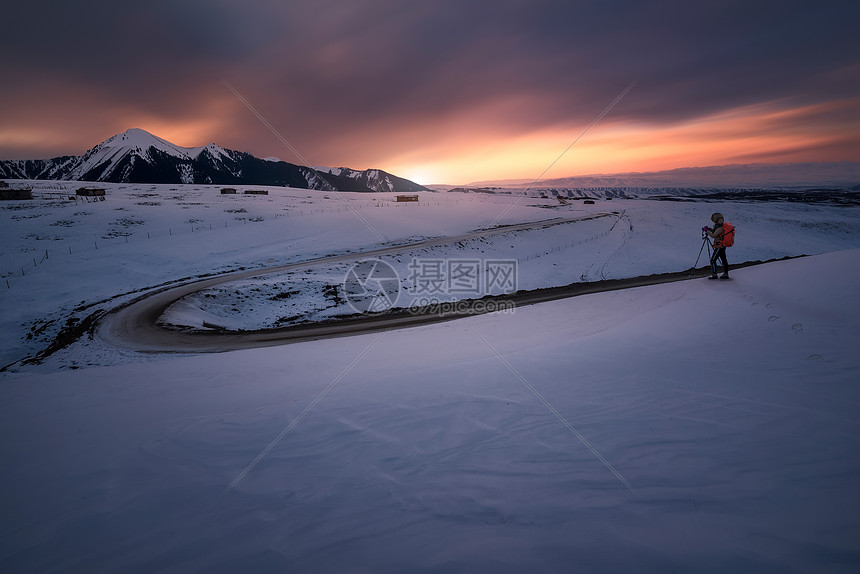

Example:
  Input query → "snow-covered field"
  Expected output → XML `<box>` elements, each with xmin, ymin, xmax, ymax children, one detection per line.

<box><xmin>1</xmin><ymin>181</ymin><xmax>859</xmax><ymax>572</ymax></box>
<box><xmin>2</xmin><ymin>181</ymin><xmax>859</xmax><ymax>368</ymax></box>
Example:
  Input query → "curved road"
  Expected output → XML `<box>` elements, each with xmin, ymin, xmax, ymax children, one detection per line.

<box><xmin>99</xmin><ymin>215</ymin><xmax>611</xmax><ymax>352</ymax></box>
<box><xmin>97</xmin><ymin>213</ymin><xmax>742</xmax><ymax>354</ymax></box>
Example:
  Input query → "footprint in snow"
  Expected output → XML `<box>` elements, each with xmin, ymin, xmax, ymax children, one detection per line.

<box><xmin>768</xmin><ymin>315</ymin><xmax>780</xmax><ymax>322</ymax></box>
<box><xmin>791</xmin><ymin>323</ymin><xmax>803</xmax><ymax>334</ymax></box>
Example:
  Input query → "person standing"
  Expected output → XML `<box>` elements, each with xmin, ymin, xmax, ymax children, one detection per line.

<box><xmin>703</xmin><ymin>212</ymin><xmax>734</xmax><ymax>279</ymax></box>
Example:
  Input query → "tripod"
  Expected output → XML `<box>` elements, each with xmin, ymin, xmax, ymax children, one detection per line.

<box><xmin>689</xmin><ymin>231</ymin><xmax>712</xmax><ymax>279</ymax></box>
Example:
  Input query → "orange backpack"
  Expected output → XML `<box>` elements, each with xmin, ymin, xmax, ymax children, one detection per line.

<box><xmin>721</xmin><ymin>222</ymin><xmax>735</xmax><ymax>247</ymax></box>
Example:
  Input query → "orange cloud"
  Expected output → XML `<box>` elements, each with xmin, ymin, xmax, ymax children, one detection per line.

<box><xmin>383</xmin><ymin>98</ymin><xmax>860</xmax><ymax>184</ymax></box>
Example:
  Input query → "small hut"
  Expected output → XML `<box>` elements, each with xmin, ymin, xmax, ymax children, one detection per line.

<box><xmin>395</xmin><ymin>194</ymin><xmax>419</xmax><ymax>202</ymax></box>
<box><xmin>0</xmin><ymin>187</ymin><xmax>33</xmax><ymax>200</ymax></box>
<box><xmin>220</xmin><ymin>188</ymin><xmax>237</xmax><ymax>194</ymax></box>
<box><xmin>76</xmin><ymin>187</ymin><xmax>106</xmax><ymax>197</ymax></box>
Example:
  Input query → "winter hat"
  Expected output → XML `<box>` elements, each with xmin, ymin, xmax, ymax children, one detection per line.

<box><xmin>711</xmin><ymin>212</ymin><xmax>724</xmax><ymax>223</ymax></box>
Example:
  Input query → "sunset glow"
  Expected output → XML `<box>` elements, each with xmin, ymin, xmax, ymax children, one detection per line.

<box><xmin>1</xmin><ymin>1</ymin><xmax>857</xmax><ymax>184</ymax></box>
<box><xmin>384</xmin><ymin>97</ymin><xmax>860</xmax><ymax>184</ymax></box>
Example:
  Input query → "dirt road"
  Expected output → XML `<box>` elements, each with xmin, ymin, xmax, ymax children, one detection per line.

<box><xmin>98</xmin><ymin>213</ymin><xmax>769</xmax><ymax>354</ymax></box>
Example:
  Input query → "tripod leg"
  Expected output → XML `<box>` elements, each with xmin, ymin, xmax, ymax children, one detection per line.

<box><xmin>690</xmin><ymin>236</ymin><xmax>709</xmax><ymax>278</ymax></box>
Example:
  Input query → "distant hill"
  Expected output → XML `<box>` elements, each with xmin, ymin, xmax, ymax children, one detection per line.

<box><xmin>0</xmin><ymin>128</ymin><xmax>428</xmax><ymax>193</ymax></box>
<box><xmin>455</xmin><ymin>162</ymin><xmax>860</xmax><ymax>190</ymax></box>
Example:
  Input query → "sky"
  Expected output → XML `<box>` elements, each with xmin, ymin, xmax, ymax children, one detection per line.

<box><xmin>1</xmin><ymin>0</ymin><xmax>859</xmax><ymax>185</ymax></box>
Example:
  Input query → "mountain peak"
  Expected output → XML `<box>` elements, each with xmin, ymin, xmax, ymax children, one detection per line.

<box><xmin>112</xmin><ymin>127</ymin><xmax>157</xmax><ymax>139</ymax></box>
<box><xmin>99</xmin><ymin>128</ymin><xmax>202</xmax><ymax>159</ymax></box>
<box><xmin>102</xmin><ymin>128</ymin><xmax>157</xmax><ymax>147</ymax></box>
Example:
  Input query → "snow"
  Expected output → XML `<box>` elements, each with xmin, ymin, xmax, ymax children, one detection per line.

<box><xmin>157</xmin><ymin>200</ymin><xmax>860</xmax><ymax>331</ymax></box>
<box><xmin>315</xmin><ymin>166</ymin><xmax>342</xmax><ymax>176</ymax></box>
<box><xmin>177</xmin><ymin>163</ymin><xmax>194</xmax><ymax>184</ymax></box>
<box><xmin>100</xmin><ymin>128</ymin><xmax>223</xmax><ymax>161</ymax></box>
<box><xmin>200</xmin><ymin>142</ymin><xmax>231</xmax><ymax>162</ymax></box>
<box><xmin>69</xmin><ymin>129</ymin><xmax>229</xmax><ymax>180</ymax></box>
<box><xmin>1</xmin><ymin>180</ymin><xmax>859</xmax><ymax>572</ymax></box>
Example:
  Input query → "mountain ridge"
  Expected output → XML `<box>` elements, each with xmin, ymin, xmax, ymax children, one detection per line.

<box><xmin>0</xmin><ymin>128</ymin><xmax>428</xmax><ymax>193</ymax></box>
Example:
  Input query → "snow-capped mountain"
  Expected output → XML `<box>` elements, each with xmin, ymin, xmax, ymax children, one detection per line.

<box><xmin>315</xmin><ymin>166</ymin><xmax>423</xmax><ymax>193</ymax></box>
<box><xmin>0</xmin><ymin>128</ymin><xmax>428</xmax><ymax>192</ymax></box>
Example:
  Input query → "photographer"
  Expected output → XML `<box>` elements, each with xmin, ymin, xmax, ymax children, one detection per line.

<box><xmin>703</xmin><ymin>212</ymin><xmax>734</xmax><ymax>280</ymax></box>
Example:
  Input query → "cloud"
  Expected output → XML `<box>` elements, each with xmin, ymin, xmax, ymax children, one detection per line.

<box><xmin>2</xmin><ymin>0</ymin><xmax>859</xmax><ymax>181</ymax></box>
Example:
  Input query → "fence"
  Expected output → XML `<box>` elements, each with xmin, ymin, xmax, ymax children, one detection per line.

<box><xmin>521</xmin><ymin>211</ymin><xmax>628</xmax><ymax>261</ymax></box>
<box><xmin>1</xmin><ymin>198</ymin><xmax>464</xmax><ymax>289</ymax></box>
